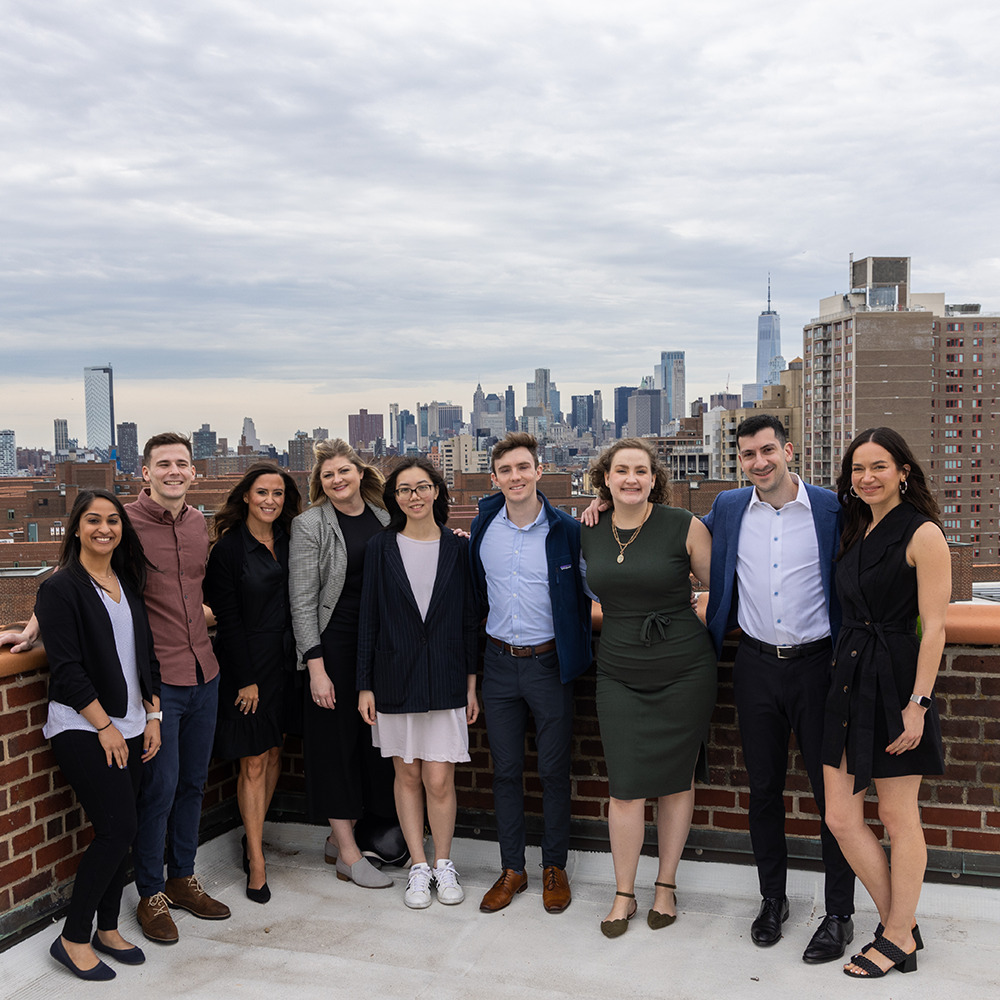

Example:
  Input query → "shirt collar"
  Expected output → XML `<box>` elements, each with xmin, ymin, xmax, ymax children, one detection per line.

<box><xmin>497</xmin><ymin>499</ymin><xmax>547</xmax><ymax>530</ymax></box>
<box><xmin>746</xmin><ymin>474</ymin><xmax>812</xmax><ymax>512</ymax></box>
<box><xmin>135</xmin><ymin>487</ymin><xmax>189</xmax><ymax>523</ymax></box>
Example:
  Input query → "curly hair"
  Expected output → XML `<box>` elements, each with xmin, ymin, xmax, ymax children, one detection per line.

<box><xmin>589</xmin><ymin>438</ymin><xmax>669</xmax><ymax>507</ymax></box>
<box><xmin>382</xmin><ymin>457</ymin><xmax>450</xmax><ymax>531</ymax></box>
<box><xmin>212</xmin><ymin>463</ymin><xmax>302</xmax><ymax>542</ymax></box>
<box><xmin>836</xmin><ymin>426</ymin><xmax>942</xmax><ymax>557</ymax></box>
<box><xmin>307</xmin><ymin>438</ymin><xmax>385</xmax><ymax>509</ymax></box>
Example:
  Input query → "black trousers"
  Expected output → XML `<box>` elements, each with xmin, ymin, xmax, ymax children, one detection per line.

<box><xmin>732</xmin><ymin>640</ymin><xmax>855</xmax><ymax>915</ymax></box>
<box><xmin>481</xmin><ymin>642</ymin><xmax>574</xmax><ymax>872</ymax></box>
<box><xmin>51</xmin><ymin>729</ymin><xmax>143</xmax><ymax>943</ymax></box>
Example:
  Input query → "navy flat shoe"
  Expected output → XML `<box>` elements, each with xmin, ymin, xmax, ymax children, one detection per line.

<box><xmin>50</xmin><ymin>937</ymin><xmax>116</xmax><ymax>981</ymax></box>
<box><xmin>91</xmin><ymin>931</ymin><xmax>146</xmax><ymax>965</ymax></box>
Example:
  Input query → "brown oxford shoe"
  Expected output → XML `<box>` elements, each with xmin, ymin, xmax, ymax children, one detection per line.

<box><xmin>479</xmin><ymin>868</ymin><xmax>527</xmax><ymax>912</ymax></box>
<box><xmin>136</xmin><ymin>893</ymin><xmax>179</xmax><ymax>944</ymax></box>
<box><xmin>164</xmin><ymin>875</ymin><xmax>231</xmax><ymax>920</ymax></box>
<box><xmin>542</xmin><ymin>865</ymin><xmax>572</xmax><ymax>913</ymax></box>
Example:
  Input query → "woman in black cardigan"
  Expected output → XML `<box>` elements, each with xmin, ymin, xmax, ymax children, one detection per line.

<box><xmin>357</xmin><ymin>458</ymin><xmax>479</xmax><ymax>910</ymax></box>
<box><xmin>36</xmin><ymin>489</ymin><xmax>161</xmax><ymax>982</ymax></box>
<box><xmin>205</xmin><ymin>463</ymin><xmax>301</xmax><ymax>905</ymax></box>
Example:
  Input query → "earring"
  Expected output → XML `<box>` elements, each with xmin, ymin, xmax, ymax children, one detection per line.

<box><xmin>899</xmin><ymin>479</ymin><xmax>909</xmax><ymax>495</ymax></box>
<box><xmin>849</xmin><ymin>486</ymin><xmax>859</xmax><ymax>498</ymax></box>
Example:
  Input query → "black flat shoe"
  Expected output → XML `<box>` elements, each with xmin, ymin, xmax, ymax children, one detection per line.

<box><xmin>246</xmin><ymin>873</ymin><xmax>271</xmax><ymax>904</ymax></box>
<box><xmin>600</xmin><ymin>891</ymin><xmax>637</xmax><ymax>938</ymax></box>
<box><xmin>50</xmin><ymin>937</ymin><xmax>116</xmax><ymax>981</ymax></box>
<box><xmin>647</xmin><ymin>881</ymin><xmax>677</xmax><ymax>929</ymax></box>
<box><xmin>751</xmin><ymin>896</ymin><xmax>789</xmax><ymax>947</ymax></box>
<box><xmin>802</xmin><ymin>914</ymin><xmax>853</xmax><ymax>964</ymax></box>
<box><xmin>91</xmin><ymin>931</ymin><xmax>146</xmax><ymax>965</ymax></box>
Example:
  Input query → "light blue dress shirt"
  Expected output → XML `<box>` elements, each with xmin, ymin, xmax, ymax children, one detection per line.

<box><xmin>479</xmin><ymin>502</ymin><xmax>554</xmax><ymax>646</ymax></box>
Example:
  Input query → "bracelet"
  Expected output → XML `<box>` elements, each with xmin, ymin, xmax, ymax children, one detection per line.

<box><xmin>96</xmin><ymin>720</ymin><xmax>113</xmax><ymax>732</ymax></box>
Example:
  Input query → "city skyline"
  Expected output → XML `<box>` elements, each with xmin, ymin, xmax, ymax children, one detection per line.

<box><xmin>3</xmin><ymin>3</ymin><xmax>998</xmax><ymax>447</ymax></box>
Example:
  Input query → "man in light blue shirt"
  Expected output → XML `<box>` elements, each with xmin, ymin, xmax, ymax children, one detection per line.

<box><xmin>469</xmin><ymin>433</ymin><xmax>591</xmax><ymax>915</ymax></box>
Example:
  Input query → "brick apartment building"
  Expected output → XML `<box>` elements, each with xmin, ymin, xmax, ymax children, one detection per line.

<box><xmin>802</xmin><ymin>255</ymin><xmax>998</xmax><ymax>561</ymax></box>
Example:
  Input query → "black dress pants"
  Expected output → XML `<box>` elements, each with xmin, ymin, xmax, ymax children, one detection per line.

<box><xmin>51</xmin><ymin>730</ymin><xmax>143</xmax><ymax>943</ymax></box>
<box><xmin>732</xmin><ymin>640</ymin><xmax>855</xmax><ymax>915</ymax></box>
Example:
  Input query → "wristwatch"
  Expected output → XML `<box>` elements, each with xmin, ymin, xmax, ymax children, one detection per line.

<box><xmin>146</xmin><ymin>711</ymin><xmax>164</xmax><ymax>722</ymax></box>
<box><xmin>909</xmin><ymin>694</ymin><xmax>932</xmax><ymax>710</ymax></box>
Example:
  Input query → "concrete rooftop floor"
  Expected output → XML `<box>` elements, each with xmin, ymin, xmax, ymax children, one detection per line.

<box><xmin>2</xmin><ymin>822</ymin><xmax>998</xmax><ymax>1000</ymax></box>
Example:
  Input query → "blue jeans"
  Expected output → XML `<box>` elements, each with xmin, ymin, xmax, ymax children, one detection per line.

<box><xmin>482</xmin><ymin>642</ymin><xmax>574</xmax><ymax>872</ymax></box>
<box><xmin>133</xmin><ymin>677</ymin><xmax>219</xmax><ymax>898</ymax></box>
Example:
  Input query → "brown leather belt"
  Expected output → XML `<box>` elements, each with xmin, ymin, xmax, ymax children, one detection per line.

<box><xmin>488</xmin><ymin>635</ymin><xmax>557</xmax><ymax>658</ymax></box>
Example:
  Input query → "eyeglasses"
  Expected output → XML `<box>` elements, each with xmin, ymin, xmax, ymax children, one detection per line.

<box><xmin>394</xmin><ymin>482</ymin><xmax>436</xmax><ymax>499</ymax></box>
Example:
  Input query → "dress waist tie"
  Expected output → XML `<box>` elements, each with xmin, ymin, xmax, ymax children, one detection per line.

<box><xmin>841</xmin><ymin>617</ymin><xmax>916</xmax><ymax>794</ymax></box>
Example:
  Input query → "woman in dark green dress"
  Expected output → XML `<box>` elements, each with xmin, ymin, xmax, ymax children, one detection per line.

<box><xmin>582</xmin><ymin>439</ymin><xmax>716</xmax><ymax>937</ymax></box>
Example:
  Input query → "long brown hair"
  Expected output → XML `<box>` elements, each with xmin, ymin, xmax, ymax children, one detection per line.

<box><xmin>307</xmin><ymin>438</ymin><xmax>385</xmax><ymax>509</ymax></box>
<box><xmin>836</xmin><ymin>426</ymin><xmax>941</xmax><ymax>556</ymax></box>
<box><xmin>212</xmin><ymin>463</ymin><xmax>302</xmax><ymax>541</ymax></box>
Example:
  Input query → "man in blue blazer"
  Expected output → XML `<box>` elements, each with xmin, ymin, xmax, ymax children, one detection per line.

<box><xmin>703</xmin><ymin>414</ymin><xmax>855</xmax><ymax>964</ymax></box>
<box><xmin>470</xmin><ymin>432</ymin><xmax>592</xmax><ymax>916</ymax></box>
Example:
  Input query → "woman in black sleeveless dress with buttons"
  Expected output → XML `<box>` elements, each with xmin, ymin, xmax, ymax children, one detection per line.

<box><xmin>821</xmin><ymin>428</ymin><xmax>949</xmax><ymax>979</ymax></box>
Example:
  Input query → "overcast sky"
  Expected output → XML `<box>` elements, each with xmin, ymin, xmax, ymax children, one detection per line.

<box><xmin>3</xmin><ymin>0</ymin><xmax>998</xmax><ymax>450</ymax></box>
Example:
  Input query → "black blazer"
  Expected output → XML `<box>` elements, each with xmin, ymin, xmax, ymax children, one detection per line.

<box><xmin>357</xmin><ymin>528</ymin><xmax>478</xmax><ymax>714</ymax></box>
<box><xmin>35</xmin><ymin>568</ymin><xmax>161</xmax><ymax>717</ymax></box>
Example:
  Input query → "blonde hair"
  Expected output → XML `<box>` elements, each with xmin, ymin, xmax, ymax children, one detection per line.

<box><xmin>308</xmin><ymin>438</ymin><xmax>386</xmax><ymax>509</ymax></box>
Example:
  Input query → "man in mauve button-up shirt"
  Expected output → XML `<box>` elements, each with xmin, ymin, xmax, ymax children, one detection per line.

<box><xmin>125</xmin><ymin>434</ymin><xmax>230</xmax><ymax>943</ymax></box>
<box><xmin>2</xmin><ymin>433</ymin><xmax>231</xmax><ymax>943</ymax></box>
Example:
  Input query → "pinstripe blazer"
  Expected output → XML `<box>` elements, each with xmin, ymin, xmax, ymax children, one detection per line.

<box><xmin>356</xmin><ymin>528</ymin><xmax>478</xmax><ymax>713</ymax></box>
<box><xmin>288</xmin><ymin>500</ymin><xmax>390</xmax><ymax>665</ymax></box>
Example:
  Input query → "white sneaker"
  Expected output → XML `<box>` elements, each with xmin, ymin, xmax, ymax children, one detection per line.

<box><xmin>433</xmin><ymin>859</ymin><xmax>465</xmax><ymax>905</ymax></box>
<box><xmin>404</xmin><ymin>863</ymin><xmax>433</xmax><ymax>909</ymax></box>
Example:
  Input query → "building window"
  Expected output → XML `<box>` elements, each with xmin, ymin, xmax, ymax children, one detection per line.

<box><xmin>6</xmin><ymin>509</ymin><xmax>13</xmax><ymax>520</ymax></box>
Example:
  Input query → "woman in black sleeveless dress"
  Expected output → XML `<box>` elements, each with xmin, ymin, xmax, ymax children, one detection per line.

<box><xmin>822</xmin><ymin>428</ymin><xmax>949</xmax><ymax>979</ymax></box>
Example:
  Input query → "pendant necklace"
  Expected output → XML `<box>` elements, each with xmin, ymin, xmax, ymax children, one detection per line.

<box><xmin>611</xmin><ymin>503</ymin><xmax>651</xmax><ymax>564</ymax></box>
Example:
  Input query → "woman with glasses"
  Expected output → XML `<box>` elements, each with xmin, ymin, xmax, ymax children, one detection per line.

<box><xmin>357</xmin><ymin>457</ymin><xmax>480</xmax><ymax>910</ymax></box>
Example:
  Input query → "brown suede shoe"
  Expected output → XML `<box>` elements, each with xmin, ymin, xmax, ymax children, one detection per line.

<box><xmin>164</xmin><ymin>875</ymin><xmax>231</xmax><ymax>920</ymax></box>
<box><xmin>542</xmin><ymin>865</ymin><xmax>572</xmax><ymax>913</ymax></box>
<box><xmin>137</xmin><ymin>892</ymin><xmax>179</xmax><ymax>944</ymax></box>
<box><xmin>479</xmin><ymin>868</ymin><xmax>528</xmax><ymax>912</ymax></box>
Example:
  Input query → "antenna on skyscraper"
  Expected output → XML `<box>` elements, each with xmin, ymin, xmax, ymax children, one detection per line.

<box><xmin>767</xmin><ymin>272</ymin><xmax>771</xmax><ymax>313</ymax></box>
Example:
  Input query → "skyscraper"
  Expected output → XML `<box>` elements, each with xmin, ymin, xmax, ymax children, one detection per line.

<box><xmin>756</xmin><ymin>278</ymin><xmax>781</xmax><ymax>385</ymax></box>
<box><xmin>744</xmin><ymin>279</ymin><xmax>782</xmax><ymax>404</ymax></box>
<box><xmin>54</xmin><ymin>418</ymin><xmax>69</xmax><ymax>455</ymax></box>
<box><xmin>84</xmin><ymin>364</ymin><xmax>115</xmax><ymax>459</ymax></box>
<box><xmin>505</xmin><ymin>386</ymin><xmax>516</xmax><ymax>431</ymax></box>
<box><xmin>613</xmin><ymin>386</ymin><xmax>638</xmax><ymax>437</ymax></box>
<box><xmin>242</xmin><ymin>417</ymin><xmax>260</xmax><ymax>451</ymax></box>
<box><xmin>192</xmin><ymin>423</ymin><xmax>217</xmax><ymax>459</ymax></box>
<box><xmin>117</xmin><ymin>421</ymin><xmax>139</xmax><ymax>475</ymax></box>
<box><xmin>0</xmin><ymin>429</ymin><xmax>15</xmax><ymax>476</ymax></box>
<box><xmin>655</xmin><ymin>351</ymin><xmax>686</xmax><ymax>426</ymax></box>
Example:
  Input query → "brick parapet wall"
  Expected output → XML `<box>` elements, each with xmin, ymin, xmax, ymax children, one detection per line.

<box><xmin>2</xmin><ymin>640</ymin><xmax>998</xmax><ymax>947</ymax></box>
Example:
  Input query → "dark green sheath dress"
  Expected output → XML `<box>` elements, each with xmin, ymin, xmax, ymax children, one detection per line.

<box><xmin>582</xmin><ymin>505</ymin><xmax>718</xmax><ymax>799</ymax></box>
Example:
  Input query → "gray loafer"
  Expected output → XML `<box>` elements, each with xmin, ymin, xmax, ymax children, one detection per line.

<box><xmin>324</xmin><ymin>840</ymin><xmax>338</xmax><ymax>865</ymax></box>
<box><xmin>335</xmin><ymin>856</ymin><xmax>393</xmax><ymax>888</ymax></box>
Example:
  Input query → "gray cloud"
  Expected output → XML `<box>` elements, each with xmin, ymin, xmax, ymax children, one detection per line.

<box><xmin>3</xmin><ymin>0</ymin><xmax>999</xmax><ymax>446</ymax></box>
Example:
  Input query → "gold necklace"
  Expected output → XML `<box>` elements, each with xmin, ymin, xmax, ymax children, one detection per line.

<box><xmin>611</xmin><ymin>504</ymin><xmax>651</xmax><ymax>564</ymax></box>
